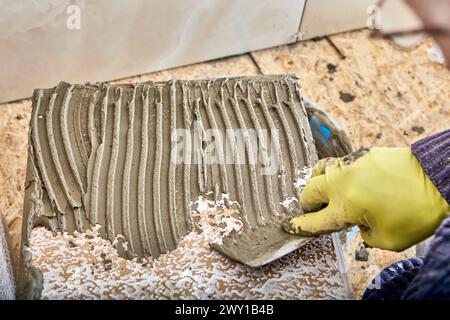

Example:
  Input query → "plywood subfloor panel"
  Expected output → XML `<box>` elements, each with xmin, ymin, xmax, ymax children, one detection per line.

<box><xmin>0</xmin><ymin>100</ymin><xmax>31</xmax><ymax>271</ymax></box>
<box><xmin>251</xmin><ymin>30</ymin><xmax>450</xmax><ymax>148</ymax></box>
<box><xmin>1</xmin><ymin>29</ymin><xmax>449</xmax><ymax>298</ymax></box>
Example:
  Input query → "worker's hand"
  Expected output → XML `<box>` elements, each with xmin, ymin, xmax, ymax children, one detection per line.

<box><xmin>283</xmin><ymin>147</ymin><xmax>450</xmax><ymax>251</ymax></box>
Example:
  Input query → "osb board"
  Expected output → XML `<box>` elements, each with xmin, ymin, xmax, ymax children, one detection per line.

<box><xmin>1</xmin><ymin>29</ymin><xmax>449</xmax><ymax>297</ymax></box>
<box><xmin>343</xmin><ymin>231</ymin><xmax>415</xmax><ymax>299</ymax></box>
<box><xmin>251</xmin><ymin>29</ymin><xmax>450</xmax><ymax>148</ymax></box>
<box><xmin>0</xmin><ymin>99</ymin><xmax>31</xmax><ymax>272</ymax></box>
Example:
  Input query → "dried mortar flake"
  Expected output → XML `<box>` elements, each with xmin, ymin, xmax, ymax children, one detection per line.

<box><xmin>30</xmin><ymin>206</ymin><xmax>348</xmax><ymax>299</ymax></box>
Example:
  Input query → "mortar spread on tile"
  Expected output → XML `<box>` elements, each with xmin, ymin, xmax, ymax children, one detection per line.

<box><xmin>19</xmin><ymin>75</ymin><xmax>329</xmax><ymax>297</ymax></box>
<box><xmin>21</xmin><ymin>75</ymin><xmax>317</xmax><ymax>259</ymax></box>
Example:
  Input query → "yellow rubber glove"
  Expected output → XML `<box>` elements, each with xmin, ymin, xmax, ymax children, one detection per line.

<box><xmin>283</xmin><ymin>147</ymin><xmax>450</xmax><ymax>251</ymax></box>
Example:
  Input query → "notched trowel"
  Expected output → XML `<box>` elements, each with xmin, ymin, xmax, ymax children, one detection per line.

<box><xmin>212</xmin><ymin>96</ymin><xmax>353</xmax><ymax>267</ymax></box>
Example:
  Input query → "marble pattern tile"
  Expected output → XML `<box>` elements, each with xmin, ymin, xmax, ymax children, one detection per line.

<box><xmin>299</xmin><ymin>0</ymin><xmax>376</xmax><ymax>40</ymax></box>
<box><xmin>0</xmin><ymin>0</ymin><xmax>305</xmax><ymax>102</ymax></box>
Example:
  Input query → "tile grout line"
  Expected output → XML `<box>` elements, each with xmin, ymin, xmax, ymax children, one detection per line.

<box><xmin>295</xmin><ymin>0</ymin><xmax>307</xmax><ymax>41</ymax></box>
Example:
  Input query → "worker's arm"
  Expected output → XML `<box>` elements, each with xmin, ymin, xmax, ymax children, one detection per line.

<box><xmin>283</xmin><ymin>129</ymin><xmax>450</xmax><ymax>252</ymax></box>
<box><xmin>402</xmin><ymin>215</ymin><xmax>450</xmax><ymax>299</ymax></box>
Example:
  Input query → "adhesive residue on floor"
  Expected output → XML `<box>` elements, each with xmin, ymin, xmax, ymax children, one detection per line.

<box><xmin>29</xmin><ymin>188</ymin><xmax>350</xmax><ymax>299</ymax></box>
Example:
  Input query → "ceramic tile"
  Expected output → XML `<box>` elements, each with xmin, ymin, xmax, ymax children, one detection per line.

<box><xmin>0</xmin><ymin>0</ymin><xmax>305</xmax><ymax>103</ymax></box>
